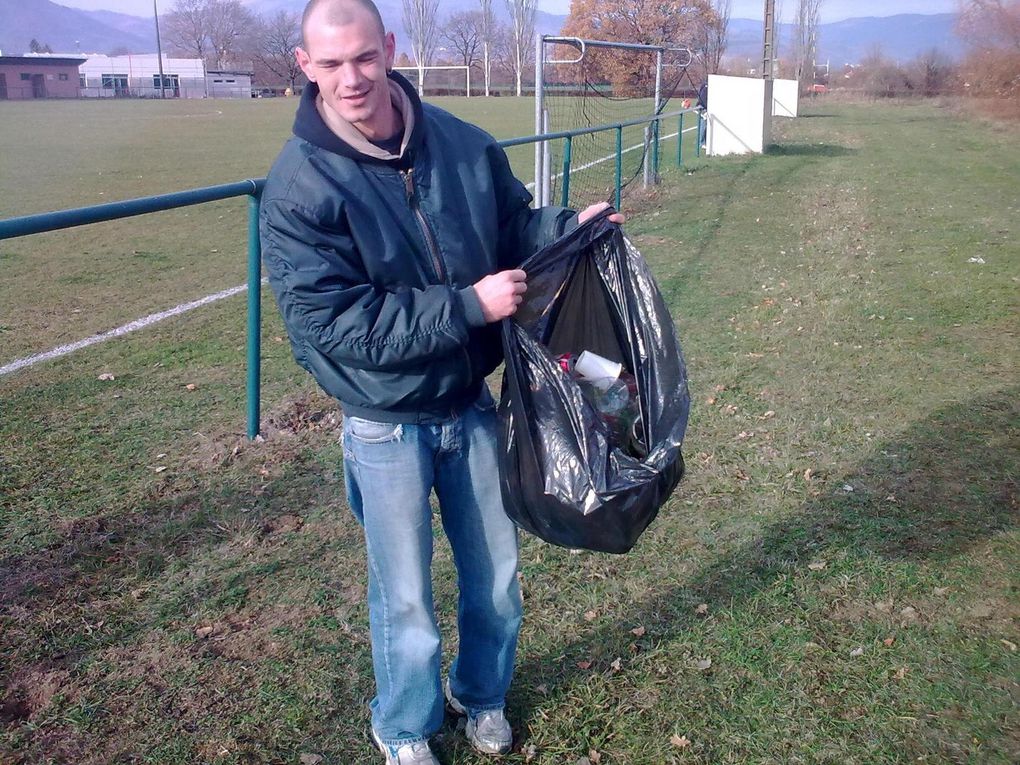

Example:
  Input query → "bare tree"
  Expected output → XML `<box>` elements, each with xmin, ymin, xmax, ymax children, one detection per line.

<box><xmin>402</xmin><ymin>0</ymin><xmax>441</xmax><ymax>95</ymax></box>
<box><xmin>442</xmin><ymin>10</ymin><xmax>484</xmax><ymax>68</ymax></box>
<box><xmin>164</xmin><ymin>0</ymin><xmax>208</xmax><ymax>62</ymax></box>
<box><xmin>702</xmin><ymin>0</ymin><xmax>731</xmax><ymax>75</ymax></box>
<box><xmin>164</xmin><ymin>0</ymin><xmax>254</xmax><ymax>70</ymax></box>
<box><xmin>504</xmin><ymin>0</ymin><xmax>537</xmax><ymax>96</ymax></box>
<box><xmin>792</xmin><ymin>0</ymin><xmax>823</xmax><ymax>94</ymax></box>
<box><xmin>252</xmin><ymin>10</ymin><xmax>304</xmax><ymax>89</ymax></box>
<box><xmin>480</xmin><ymin>0</ymin><xmax>496</xmax><ymax>96</ymax></box>
<box><xmin>205</xmin><ymin>0</ymin><xmax>255</xmax><ymax>69</ymax></box>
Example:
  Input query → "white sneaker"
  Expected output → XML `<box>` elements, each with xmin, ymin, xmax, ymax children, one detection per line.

<box><xmin>444</xmin><ymin>679</ymin><xmax>513</xmax><ymax>755</ymax></box>
<box><xmin>371</xmin><ymin>728</ymin><xmax>440</xmax><ymax>765</ymax></box>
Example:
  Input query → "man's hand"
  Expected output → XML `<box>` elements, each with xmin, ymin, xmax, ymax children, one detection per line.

<box><xmin>578</xmin><ymin>202</ymin><xmax>626</xmax><ymax>225</ymax></box>
<box><xmin>473</xmin><ymin>269</ymin><xmax>527</xmax><ymax>323</ymax></box>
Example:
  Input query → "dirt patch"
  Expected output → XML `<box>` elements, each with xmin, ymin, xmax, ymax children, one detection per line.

<box><xmin>1</xmin><ymin>665</ymin><xmax>74</xmax><ymax>723</ymax></box>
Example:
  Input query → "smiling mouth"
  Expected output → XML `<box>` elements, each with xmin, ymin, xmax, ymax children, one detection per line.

<box><xmin>345</xmin><ymin>90</ymin><xmax>369</xmax><ymax>102</ymax></box>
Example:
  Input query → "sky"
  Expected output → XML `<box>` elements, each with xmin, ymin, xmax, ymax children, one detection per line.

<box><xmin>49</xmin><ymin>0</ymin><xmax>961</xmax><ymax>22</ymax></box>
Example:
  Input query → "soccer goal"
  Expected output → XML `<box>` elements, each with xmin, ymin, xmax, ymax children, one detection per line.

<box><xmin>534</xmin><ymin>36</ymin><xmax>695</xmax><ymax>209</ymax></box>
<box><xmin>393</xmin><ymin>65</ymin><xmax>471</xmax><ymax>97</ymax></box>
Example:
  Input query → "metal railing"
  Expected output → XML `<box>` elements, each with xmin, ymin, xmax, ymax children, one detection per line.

<box><xmin>0</xmin><ymin>108</ymin><xmax>705</xmax><ymax>438</ymax></box>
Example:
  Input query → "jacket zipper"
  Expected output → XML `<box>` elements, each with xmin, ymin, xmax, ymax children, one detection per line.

<box><xmin>402</xmin><ymin>168</ymin><xmax>446</xmax><ymax>283</ymax></box>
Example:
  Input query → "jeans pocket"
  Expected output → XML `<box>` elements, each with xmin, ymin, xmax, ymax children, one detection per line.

<box><xmin>347</xmin><ymin>416</ymin><xmax>403</xmax><ymax>444</ymax></box>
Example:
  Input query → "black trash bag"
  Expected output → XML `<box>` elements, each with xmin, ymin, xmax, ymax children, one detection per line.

<box><xmin>497</xmin><ymin>212</ymin><xmax>690</xmax><ymax>554</ymax></box>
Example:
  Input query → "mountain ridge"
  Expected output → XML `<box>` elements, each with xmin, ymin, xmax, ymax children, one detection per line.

<box><xmin>1</xmin><ymin>0</ymin><xmax>962</xmax><ymax>66</ymax></box>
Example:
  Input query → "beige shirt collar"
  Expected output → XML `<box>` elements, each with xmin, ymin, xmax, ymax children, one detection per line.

<box><xmin>315</xmin><ymin>78</ymin><xmax>415</xmax><ymax>160</ymax></box>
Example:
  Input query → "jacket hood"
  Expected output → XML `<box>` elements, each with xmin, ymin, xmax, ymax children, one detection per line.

<box><xmin>293</xmin><ymin>70</ymin><xmax>424</xmax><ymax>167</ymax></box>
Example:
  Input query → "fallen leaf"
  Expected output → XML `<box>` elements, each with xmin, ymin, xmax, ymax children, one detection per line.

<box><xmin>536</xmin><ymin>684</ymin><xmax>548</xmax><ymax>695</ymax></box>
<box><xmin>850</xmin><ymin>646</ymin><xmax>865</xmax><ymax>657</ymax></box>
<box><xmin>153</xmin><ymin>466</ymin><xmax>167</xmax><ymax>473</ymax></box>
<box><xmin>713</xmin><ymin>384</ymin><xmax>726</xmax><ymax>392</ymax></box>
<box><xmin>524</xmin><ymin>744</ymin><xmax>537</xmax><ymax>762</ymax></box>
<box><xmin>808</xmin><ymin>560</ymin><xmax>826</xmax><ymax>571</ymax></box>
<box><xmin>195</xmin><ymin>625</ymin><xmax>214</xmax><ymax>639</ymax></box>
<box><xmin>883</xmin><ymin>636</ymin><xmax>896</xmax><ymax>647</ymax></box>
<box><xmin>97</xmin><ymin>373</ymin><xmax>115</xmax><ymax>381</ymax></box>
<box><xmin>631</xmin><ymin>626</ymin><xmax>646</xmax><ymax>637</ymax></box>
<box><xmin>589</xmin><ymin>750</ymin><xmax>602</xmax><ymax>764</ymax></box>
<box><xmin>583</xmin><ymin>610</ymin><xmax>597</xmax><ymax>621</ymax></box>
<box><xmin>933</xmin><ymin>587</ymin><xmax>950</xmax><ymax>597</ymax></box>
<box><xmin>759</xmin><ymin>410</ymin><xmax>776</xmax><ymax>419</ymax></box>
<box><xmin>803</xmin><ymin>468</ymin><xmax>814</xmax><ymax>481</ymax></box>
<box><xmin>299</xmin><ymin>755</ymin><xmax>323</xmax><ymax>765</ymax></box>
<box><xmin>840</xmin><ymin>484</ymin><xmax>855</xmax><ymax>493</ymax></box>
<box><xmin>670</xmin><ymin>734</ymin><xmax>691</xmax><ymax>748</ymax></box>
<box><xmin>695</xmin><ymin>603</ymin><xmax>709</xmax><ymax>615</ymax></box>
<box><xmin>875</xmin><ymin>600</ymin><xmax>894</xmax><ymax>613</ymax></box>
<box><xmin>1001</xmin><ymin>639</ymin><xmax>1017</xmax><ymax>652</ymax></box>
<box><xmin>610</xmin><ymin>658</ymin><xmax>623</xmax><ymax>672</ymax></box>
<box><xmin>892</xmin><ymin>666</ymin><xmax>908</xmax><ymax>680</ymax></box>
<box><xmin>706</xmin><ymin>396</ymin><xmax>716</xmax><ymax>405</ymax></box>
<box><xmin>899</xmin><ymin>606</ymin><xmax>918</xmax><ymax>621</ymax></box>
<box><xmin>577</xmin><ymin>659</ymin><xmax>592</xmax><ymax>670</ymax></box>
<box><xmin>696</xmin><ymin>658</ymin><xmax>712</xmax><ymax>670</ymax></box>
<box><xmin>185</xmin><ymin>383</ymin><xmax>197</xmax><ymax>391</ymax></box>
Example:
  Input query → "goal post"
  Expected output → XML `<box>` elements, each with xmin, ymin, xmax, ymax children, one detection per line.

<box><xmin>392</xmin><ymin>65</ymin><xmax>471</xmax><ymax>97</ymax></box>
<box><xmin>534</xmin><ymin>36</ymin><xmax>693</xmax><ymax>208</ymax></box>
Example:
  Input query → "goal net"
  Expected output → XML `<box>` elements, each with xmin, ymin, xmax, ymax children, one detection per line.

<box><xmin>537</xmin><ymin>37</ymin><xmax>695</xmax><ymax>210</ymax></box>
<box><xmin>393</xmin><ymin>65</ymin><xmax>471</xmax><ymax>97</ymax></box>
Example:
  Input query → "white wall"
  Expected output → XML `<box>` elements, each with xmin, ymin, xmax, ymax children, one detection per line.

<box><xmin>773</xmin><ymin>78</ymin><xmax>799</xmax><ymax>118</ymax></box>
<box><xmin>706</xmin><ymin>74</ymin><xmax>766</xmax><ymax>157</ymax></box>
<box><xmin>80</xmin><ymin>54</ymin><xmax>205</xmax><ymax>81</ymax></box>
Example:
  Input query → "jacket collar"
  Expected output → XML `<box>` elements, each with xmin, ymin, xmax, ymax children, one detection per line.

<box><xmin>293</xmin><ymin>71</ymin><xmax>424</xmax><ymax>167</ymax></box>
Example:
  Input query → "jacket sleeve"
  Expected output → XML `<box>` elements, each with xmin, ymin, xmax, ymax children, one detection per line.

<box><xmin>261</xmin><ymin>198</ymin><xmax>487</xmax><ymax>373</ymax></box>
<box><xmin>487</xmin><ymin>142</ymin><xmax>578</xmax><ymax>269</ymax></box>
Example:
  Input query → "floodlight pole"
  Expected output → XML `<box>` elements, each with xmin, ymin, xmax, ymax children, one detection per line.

<box><xmin>153</xmin><ymin>0</ymin><xmax>166</xmax><ymax>99</ymax></box>
<box><xmin>762</xmin><ymin>0</ymin><xmax>776</xmax><ymax>147</ymax></box>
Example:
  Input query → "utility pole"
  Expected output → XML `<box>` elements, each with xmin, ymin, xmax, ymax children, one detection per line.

<box><xmin>762</xmin><ymin>0</ymin><xmax>775</xmax><ymax>146</ymax></box>
<box><xmin>153</xmin><ymin>0</ymin><xmax>166</xmax><ymax>98</ymax></box>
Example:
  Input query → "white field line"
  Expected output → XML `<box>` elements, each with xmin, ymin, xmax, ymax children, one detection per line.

<box><xmin>4</xmin><ymin>128</ymin><xmax>690</xmax><ymax>378</ymax></box>
<box><xmin>0</xmin><ymin>279</ymin><xmax>267</xmax><ymax>377</ymax></box>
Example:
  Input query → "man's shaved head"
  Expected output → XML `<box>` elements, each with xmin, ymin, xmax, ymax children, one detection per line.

<box><xmin>301</xmin><ymin>0</ymin><xmax>386</xmax><ymax>47</ymax></box>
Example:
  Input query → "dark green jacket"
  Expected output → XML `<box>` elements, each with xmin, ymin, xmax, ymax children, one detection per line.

<box><xmin>260</xmin><ymin>73</ymin><xmax>576</xmax><ymax>423</ymax></box>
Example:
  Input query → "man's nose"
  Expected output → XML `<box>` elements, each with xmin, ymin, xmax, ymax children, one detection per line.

<box><xmin>341</xmin><ymin>64</ymin><xmax>363</xmax><ymax>90</ymax></box>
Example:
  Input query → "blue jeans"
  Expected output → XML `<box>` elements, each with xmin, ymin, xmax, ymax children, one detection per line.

<box><xmin>341</xmin><ymin>387</ymin><xmax>523</xmax><ymax>747</ymax></box>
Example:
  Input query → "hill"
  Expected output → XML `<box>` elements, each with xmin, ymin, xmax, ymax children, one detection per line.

<box><xmin>726</xmin><ymin>13</ymin><xmax>962</xmax><ymax>66</ymax></box>
<box><xmin>0</xmin><ymin>0</ymin><xmax>154</xmax><ymax>55</ymax></box>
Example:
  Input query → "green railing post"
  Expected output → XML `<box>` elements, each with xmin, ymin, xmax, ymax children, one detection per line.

<box><xmin>246</xmin><ymin>193</ymin><xmax>262</xmax><ymax>439</ymax></box>
<box><xmin>678</xmin><ymin>113</ymin><xmax>684</xmax><ymax>166</ymax></box>
<box><xmin>696</xmin><ymin>112</ymin><xmax>702</xmax><ymax>158</ymax></box>
<box><xmin>615</xmin><ymin>126</ymin><xmax>623</xmax><ymax>209</ymax></box>
<box><xmin>560</xmin><ymin>135</ymin><xmax>572</xmax><ymax>208</ymax></box>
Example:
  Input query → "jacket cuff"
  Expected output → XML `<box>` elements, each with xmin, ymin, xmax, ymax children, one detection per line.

<box><xmin>457</xmin><ymin>285</ymin><xmax>488</xmax><ymax>328</ymax></box>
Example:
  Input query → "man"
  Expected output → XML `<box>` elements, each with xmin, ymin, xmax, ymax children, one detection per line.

<box><xmin>260</xmin><ymin>1</ymin><xmax>622</xmax><ymax>763</ymax></box>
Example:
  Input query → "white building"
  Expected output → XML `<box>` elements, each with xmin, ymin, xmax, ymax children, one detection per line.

<box><xmin>79</xmin><ymin>54</ymin><xmax>206</xmax><ymax>98</ymax></box>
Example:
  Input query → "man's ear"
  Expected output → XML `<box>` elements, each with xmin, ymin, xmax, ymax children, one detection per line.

<box><xmin>296</xmin><ymin>46</ymin><xmax>314</xmax><ymax>82</ymax></box>
<box><xmin>384</xmin><ymin>32</ymin><xmax>396</xmax><ymax>71</ymax></box>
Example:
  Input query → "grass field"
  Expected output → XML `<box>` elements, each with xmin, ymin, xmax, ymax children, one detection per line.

<box><xmin>1</xmin><ymin>96</ymin><xmax>1018</xmax><ymax>764</ymax></box>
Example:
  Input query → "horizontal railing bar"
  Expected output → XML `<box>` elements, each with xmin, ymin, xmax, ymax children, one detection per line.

<box><xmin>500</xmin><ymin>108</ymin><xmax>693</xmax><ymax>148</ymax></box>
<box><xmin>0</xmin><ymin>179</ymin><xmax>265</xmax><ymax>241</ymax></box>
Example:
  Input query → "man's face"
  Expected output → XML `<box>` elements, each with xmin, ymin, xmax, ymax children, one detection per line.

<box><xmin>296</xmin><ymin>6</ymin><xmax>396</xmax><ymax>139</ymax></box>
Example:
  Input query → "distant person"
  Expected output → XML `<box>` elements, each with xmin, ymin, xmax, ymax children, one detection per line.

<box><xmin>697</xmin><ymin>81</ymin><xmax>708</xmax><ymax>149</ymax></box>
<box><xmin>259</xmin><ymin>0</ymin><xmax>623</xmax><ymax>763</ymax></box>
